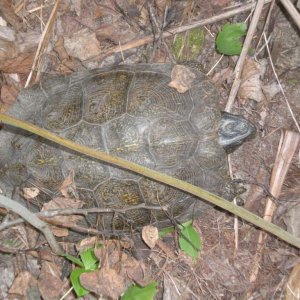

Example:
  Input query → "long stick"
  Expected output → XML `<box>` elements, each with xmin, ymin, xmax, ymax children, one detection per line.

<box><xmin>0</xmin><ymin>194</ymin><xmax>62</xmax><ymax>254</ymax></box>
<box><xmin>1</xmin><ymin>113</ymin><xmax>300</xmax><ymax>249</ymax></box>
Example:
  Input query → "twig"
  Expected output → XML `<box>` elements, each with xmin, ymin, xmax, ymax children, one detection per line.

<box><xmin>225</xmin><ymin>0</ymin><xmax>267</xmax><ymax>112</ymax></box>
<box><xmin>0</xmin><ymin>194</ymin><xmax>62</xmax><ymax>254</ymax></box>
<box><xmin>0</xmin><ymin>203</ymin><xmax>169</xmax><ymax>231</ymax></box>
<box><xmin>279</xmin><ymin>0</ymin><xmax>300</xmax><ymax>30</ymax></box>
<box><xmin>247</xmin><ymin>130</ymin><xmax>300</xmax><ymax>294</ymax></box>
<box><xmin>25</xmin><ymin>0</ymin><xmax>60</xmax><ymax>87</ymax></box>
<box><xmin>1</xmin><ymin>113</ymin><xmax>300</xmax><ymax>249</ymax></box>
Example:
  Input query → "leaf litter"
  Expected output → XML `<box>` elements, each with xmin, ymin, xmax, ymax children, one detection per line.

<box><xmin>0</xmin><ymin>0</ymin><xmax>300</xmax><ymax>299</ymax></box>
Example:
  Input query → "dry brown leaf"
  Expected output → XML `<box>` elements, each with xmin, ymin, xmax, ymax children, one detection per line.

<box><xmin>8</xmin><ymin>271</ymin><xmax>37</xmax><ymax>296</ymax></box>
<box><xmin>94</xmin><ymin>14</ymin><xmax>138</xmax><ymax>50</ymax></box>
<box><xmin>286</xmin><ymin>263</ymin><xmax>300</xmax><ymax>299</ymax></box>
<box><xmin>38</xmin><ymin>261</ymin><xmax>64</xmax><ymax>300</ymax></box>
<box><xmin>155</xmin><ymin>0</ymin><xmax>171</xmax><ymax>16</ymax></box>
<box><xmin>211</xmin><ymin>67</ymin><xmax>233</xmax><ymax>85</ymax></box>
<box><xmin>59</xmin><ymin>171</ymin><xmax>75</xmax><ymax>198</ymax></box>
<box><xmin>0</xmin><ymin>84</ymin><xmax>18</xmax><ymax>106</ymax></box>
<box><xmin>142</xmin><ymin>225</ymin><xmax>159</xmax><ymax>249</ymax></box>
<box><xmin>42</xmin><ymin>197</ymin><xmax>85</xmax><ymax>237</ymax></box>
<box><xmin>0</xmin><ymin>51</ymin><xmax>35</xmax><ymax>73</ymax></box>
<box><xmin>76</xmin><ymin>236</ymin><xmax>99</xmax><ymax>253</ymax></box>
<box><xmin>94</xmin><ymin>240</ymin><xmax>149</xmax><ymax>286</ymax></box>
<box><xmin>22</xmin><ymin>187</ymin><xmax>40</xmax><ymax>200</ymax></box>
<box><xmin>64</xmin><ymin>30</ymin><xmax>101</xmax><ymax>61</ymax></box>
<box><xmin>77</xmin><ymin>237</ymin><xmax>133</xmax><ymax>254</ymax></box>
<box><xmin>238</xmin><ymin>58</ymin><xmax>265</xmax><ymax>103</ymax></box>
<box><xmin>238</xmin><ymin>58</ymin><xmax>279</xmax><ymax>104</ymax></box>
<box><xmin>53</xmin><ymin>36</ymin><xmax>81</xmax><ymax>74</ymax></box>
<box><xmin>168</xmin><ymin>65</ymin><xmax>196</xmax><ymax>93</ymax></box>
<box><xmin>80</xmin><ymin>267</ymin><xmax>127</xmax><ymax>299</ymax></box>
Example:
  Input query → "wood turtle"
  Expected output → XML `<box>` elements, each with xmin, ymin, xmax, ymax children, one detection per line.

<box><xmin>0</xmin><ymin>64</ymin><xmax>256</xmax><ymax>232</ymax></box>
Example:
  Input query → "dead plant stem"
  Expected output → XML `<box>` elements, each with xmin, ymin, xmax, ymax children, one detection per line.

<box><xmin>1</xmin><ymin>113</ymin><xmax>300</xmax><ymax>249</ymax></box>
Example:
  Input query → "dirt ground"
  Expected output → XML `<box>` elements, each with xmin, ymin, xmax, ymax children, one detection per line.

<box><xmin>0</xmin><ymin>0</ymin><xmax>300</xmax><ymax>299</ymax></box>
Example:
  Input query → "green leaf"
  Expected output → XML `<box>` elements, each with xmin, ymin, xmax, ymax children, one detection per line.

<box><xmin>216</xmin><ymin>23</ymin><xmax>247</xmax><ymax>55</ymax></box>
<box><xmin>62</xmin><ymin>253</ymin><xmax>84</xmax><ymax>268</ymax></box>
<box><xmin>70</xmin><ymin>268</ymin><xmax>90</xmax><ymax>298</ymax></box>
<box><xmin>159</xmin><ymin>226</ymin><xmax>174</xmax><ymax>238</ymax></box>
<box><xmin>79</xmin><ymin>248</ymin><xmax>99</xmax><ymax>271</ymax></box>
<box><xmin>179</xmin><ymin>223</ymin><xmax>202</xmax><ymax>259</ymax></box>
<box><xmin>121</xmin><ymin>281</ymin><xmax>158</xmax><ymax>300</ymax></box>
<box><xmin>178</xmin><ymin>219</ymin><xmax>193</xmax><ymax>230</ymax></box>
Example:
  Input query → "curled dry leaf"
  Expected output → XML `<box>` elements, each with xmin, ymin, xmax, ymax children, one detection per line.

<box><xmin>142</xmin><ymin>225</ymin><xmax>159</xmax><ymax>249</ymax></box>
<box><xmin>76</xmin><ymin>236</ymin><xmax>100</xmax><ymax>253</ymax></box>
<box><xmin>22</xmin><ymin>187</ymin><xmax>40</xmax><ymax>200</ymax></box>
<box><xmin>59</xmin><ymin>171</ymin><xmax>75</xmax><ymax>198</ymax></box>
<box><xmin>238</xmin><ymin>58</ymin><xmax>280</xmax><ymax>103</ymax></box>
<box><xmin>168</xmin><ymin>65</ymin><xmax>196</xmax><ymax>93</ymax></box>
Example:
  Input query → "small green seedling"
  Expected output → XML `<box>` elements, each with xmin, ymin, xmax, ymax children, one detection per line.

<box><xmin>63</xmin><ymin>246</ymin><xmax>100</xmax><ymax>297</ymax></box>
<box><xmin>159</xmin><ymin>220</ymin><xmax>202</xmax><ymax>259</ymax></box>
<box><xmin>178</xmin><ymin>220</ymin><xmax>202</xmax><ymax>259</ymax></box>
<box><xmin>216</xmin><ymin>23</ymin><xmax>247</xmax><ymax>55</ymax></box>
<box><xmin>121</xmin><ymin>281</ymin><xmax>158</xmax><ymax>300</ymax></box>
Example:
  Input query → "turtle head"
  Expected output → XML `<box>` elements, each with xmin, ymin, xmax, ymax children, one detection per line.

<box><xmin>219</xmin><ymin>112</ymin><xmax>256</xmax><ymax>153</ymax></box>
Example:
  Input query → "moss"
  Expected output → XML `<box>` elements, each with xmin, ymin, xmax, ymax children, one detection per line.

<box><xmin>172</xmin><ymin>28</ymin><xmax>205</xmax><ymax>61</ymax></box>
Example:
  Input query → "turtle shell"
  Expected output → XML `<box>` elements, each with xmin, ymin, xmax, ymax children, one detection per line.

<box><xmin>0</xmin><ymin>64</ymin><xmax>230</xmax><ymax>231</ymax></box>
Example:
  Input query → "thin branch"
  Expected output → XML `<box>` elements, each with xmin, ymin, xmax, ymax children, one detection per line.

<box><xmin>1</xmin><ymin>113</ymin><xmax>300</xmax><ymax>249</ymax></box>
<box><xmin>42</xmin><ymin>203</ymin><xmax>168</xmax><ymax>218</ymax></box>
<box><xmin>25</xmin><ymin>0</ymin><xmax>60</xmax><ymax>87</ymax></box>
<box><xmin>247</xmin><ymin>130</ymin><xmax>300</xmax><ymax>295</ymax></box>
<box><xmin>0</xmin><ymin>203</ymin><xmax>169</xmax><ymax>231</ymax></box>
<box><xmin>0</xmin><ymin>194</ymin><xmax>62</xmax><ymax>254</ymax></box>
<box><xmin>225</xmin><ymin>0</ymin><xmax>267</xmax><ymax>111</ymax></box>
<box><xmin>279</xmin><ymin>0</ymin><xmax>300</xmax><ymax>30</ymax></box>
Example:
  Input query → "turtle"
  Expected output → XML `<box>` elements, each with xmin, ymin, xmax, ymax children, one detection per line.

<box><xmin>0</xmin><ymin>64</ymin><xmax>256</xmax><ymax>232</ymax></box>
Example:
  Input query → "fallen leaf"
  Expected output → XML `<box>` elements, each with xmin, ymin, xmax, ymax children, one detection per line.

<box><xmin>42</xmin><ymin>197</ymin><xmax>85</xmax><ymax>237</ymax></box>
<box><xmin>238</xmin><ymin>58</ymin><xmax>279</xmax><ymax>103</ymax></box>
<box><xmin>168</xmin><ymin>65</ymin><xmax>196</xmax><ymax>93</ymax></box>
<box><xmin>59</xmin><ymin>171</ymin><xmax>75</xmax><ymax>198</ymax></box>
<box><xmin>142</xmin><ymin>225</ymin><xmax>159</xmax><ymax>249</ymax></box>
<box><xmin>53</xmin><ymin>36</ymin><xmax>81</xmax><ymax>74</ymax></box>
<box><xmin>80</xmin><ymin>267</ymin><xmax>127</xmax><ymax>299</ymax></box>
<box><xmin>64</xmin><ymin>30</ymin><xmax>101</xmax><ymax>61</ymax></box>
<box><xmin>38</xmin><ymin>261</ymin><xmax>64</xmax><ymax>300</ymax></box>
<box><xmin>0</xmin><ymin>51</ymin><xmax>35</xmax><ymax>73</ymax></box>
<box><xmin>94</xmin><ymin>240</ymin><xmax>149</xmax><ymax>286</ymax></box>
<box><xmin>286</xmin><ymin>263</ymin><xmax>300</xmax><ymax>299</ymax></box>
<box><xmin>22</xmin><ymin>187</ymin><xmax>40</xmax><ymax>200</ymax></box>
<box><xmin>238</xmin><ymin>58</ymin><xmax>265</xmax><ymax>103</ymax></box>
<box><xmin>9</xmin><ymin>271</ymin><xmax>37</xmax><ymax>296</ymax></box>
<box><xmin>0</xmin><ymin>84</ymin><xmax>19</xmax><ymax>106</ymax></box>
